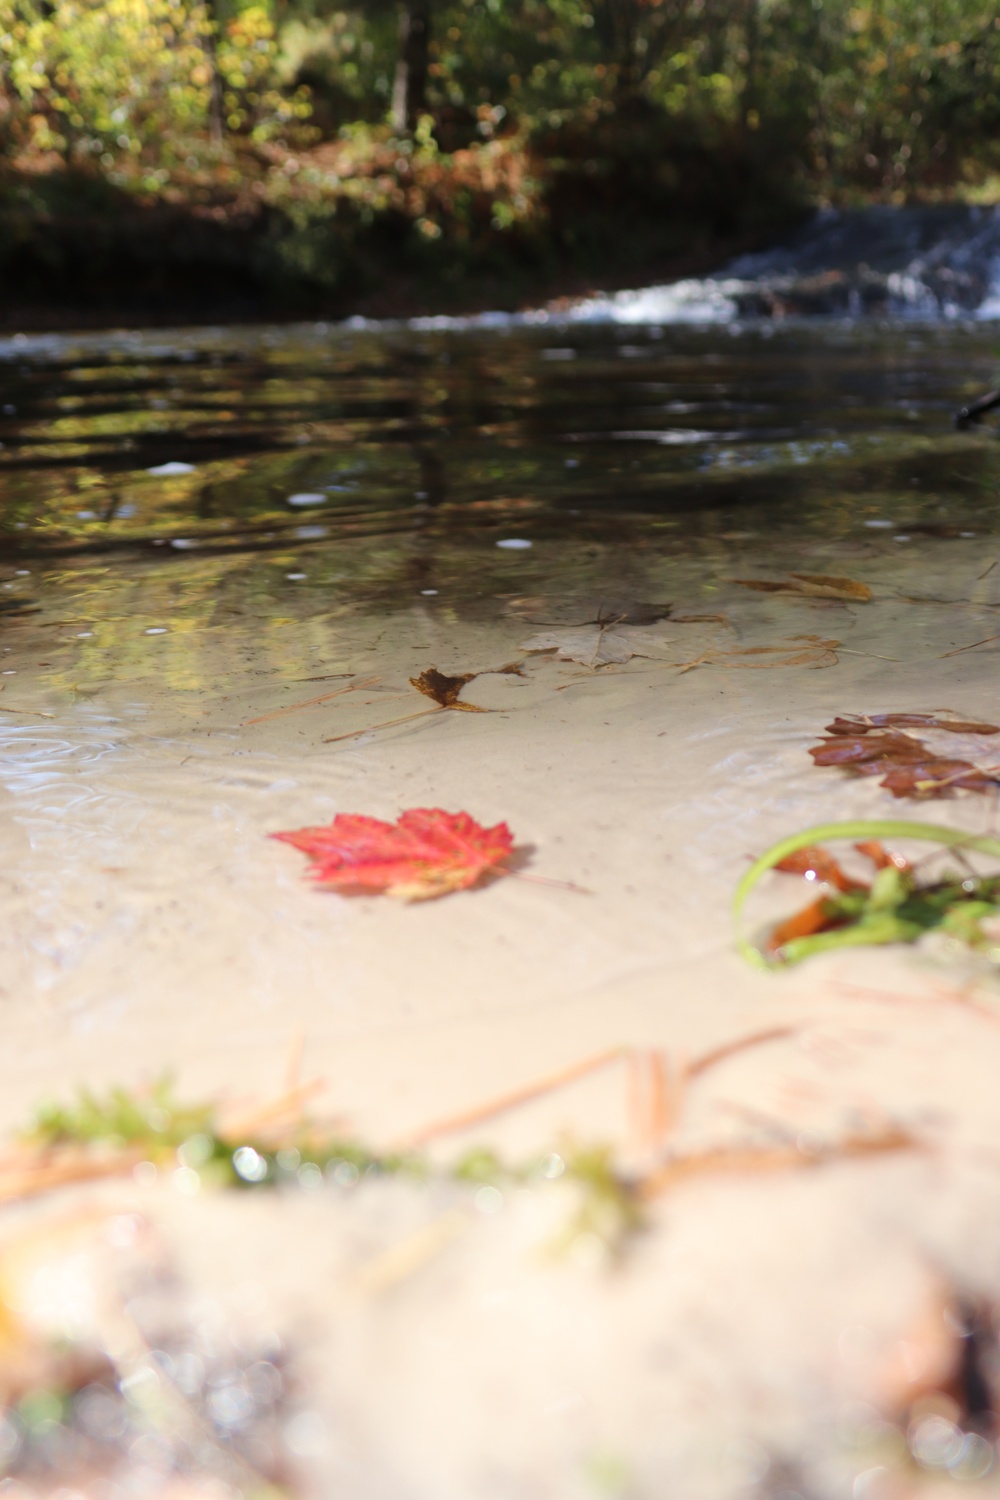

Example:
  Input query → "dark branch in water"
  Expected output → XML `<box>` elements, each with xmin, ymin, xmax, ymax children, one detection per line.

<box><xmin>955</xmin><ymin>388</ymin><xmax>1000</xmax><ymax>428</ymax></box>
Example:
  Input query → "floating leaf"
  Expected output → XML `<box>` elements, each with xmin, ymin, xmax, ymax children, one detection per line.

<box><xmin>732</xmin><ymin>572</ymin><xmax>872</xmax><ymax>602</ymax></box>
<box><xmin>272</xmin><ymin>807</ymin><xmax>515</xmax><ymax>900</ymax></box>
<box><xmin>809</xmin><ymin>712</ymin><xmax>1000</xmax><ymax>797</ymax></box>
<box><xmin>734</xmin><ymin>819</ymin><xmax>1000</xmax><ymax>969</ymax></box>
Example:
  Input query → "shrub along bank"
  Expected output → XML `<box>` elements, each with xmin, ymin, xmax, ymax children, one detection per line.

<box><xmin>1</xmin><ymin>0</ymin><xmax>998</xmax><ymax>322</ymax></box>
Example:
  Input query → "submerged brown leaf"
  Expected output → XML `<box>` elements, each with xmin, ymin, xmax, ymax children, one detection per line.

<box><xmin>409</xmin><ymin>663</ymin><xmax>523</xmax><ymax>710</ymax></box>
<box><xmin>410</xmin><ymin>668</ymin><xmax>484</xmax><ymax>711</ymax></box>
<box><xmin>809</xmin><ymin>711</ymin><xmax>1000</xmax><ymax>797</ymax></box>
<box><xmin>826</xmin><ymin>712</ymin><xmax>1000</xmax><ymax>736</ymax></box>
<box><xmin>732</xmin><ymin>572</ymin><xmax>873</xmax><ymax>602</ymax></box>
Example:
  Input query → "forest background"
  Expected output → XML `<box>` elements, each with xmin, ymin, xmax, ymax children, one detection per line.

<box><xmin>1</xmin><ymin>0</ymin><xmax>1000</xmax><ymax>322</ymax></box>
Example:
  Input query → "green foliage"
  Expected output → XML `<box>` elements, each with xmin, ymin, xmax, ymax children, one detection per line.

<box><xmin>2</xmin><ymin>0</ymin><xmax>999</xmax><ymax>305</ymax></box>
<box><xmin>31</xmin><ymin>1076</ymin><xmax>215</xmax><ymax>1151</ymax></box>
<box><xmin>735</xmin><ymin>820</ymin><xmax>1000</xmax><ymax>969</ymax></box>
<box><xmin>23</xmin><ymin>1079</ymin><xmax>646</xmax><ymax>1251</ymax></box>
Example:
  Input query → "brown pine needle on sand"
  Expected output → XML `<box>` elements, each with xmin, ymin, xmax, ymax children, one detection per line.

<box><xmin>635</xmin><ymin>1126</ymin><xmax>917</xmax><ymax>1200</ymax></box>
<box><xmin>323</xmin><ymin>705</ymin><xmax>443</xmax><ymax>743</ymax></box>
<box><xmin>940</xmin><ymin>633</ymin><xmax>1000</xmax><ymax>658</ymax></box>
<box><xmin>395</xmin><ymin>1047</ymin><xmax>626</xmax><ymax>1150</ymax></box>
<box><xmin>243</xmin><ymin>674</ymin><xmax>380</xmax><ymax>725</ymax></box>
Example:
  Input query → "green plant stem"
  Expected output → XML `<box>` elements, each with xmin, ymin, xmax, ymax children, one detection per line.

<box><xmin>734</xmin><ymin>819</ymin><xmax>1000</xmax><ymax>970</ymax></box>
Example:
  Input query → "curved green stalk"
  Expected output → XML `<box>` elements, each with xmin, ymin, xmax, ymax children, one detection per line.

<box><xmin>734</xmin><ymin>820</ymin><xmax>1000</xmax><ymax>970</ymax></box>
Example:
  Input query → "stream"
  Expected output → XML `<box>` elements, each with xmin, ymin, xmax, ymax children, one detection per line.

<box><xmin>3</xmin><ymin>206</ymin><xmax>1000</xmax><ymax>1500</ymax></box>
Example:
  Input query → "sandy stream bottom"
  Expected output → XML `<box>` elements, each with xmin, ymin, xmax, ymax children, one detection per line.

<box><xmin>3</xmin><ymin>534</ymin><xmax>1000</xmax><ymax>1499</ymax></box>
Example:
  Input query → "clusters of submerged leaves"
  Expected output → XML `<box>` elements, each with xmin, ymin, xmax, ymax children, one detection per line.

<box><xmin>735</xmin><ymin>820</ymin><xmax>1000</xmax><ymax>969</ymax></box>
<box><xmin>809</xmin><ymin>712</ymin><xmax>1000</xmax><ymax>798</ymax></box>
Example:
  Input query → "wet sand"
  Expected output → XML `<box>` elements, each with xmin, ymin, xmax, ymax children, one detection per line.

<box><xmin>4</xmin><ymin>528</ymin><xmax>1000</xmax><ymax>1495</ymax></box>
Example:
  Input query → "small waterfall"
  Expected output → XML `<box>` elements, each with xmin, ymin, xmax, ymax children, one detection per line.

<box><xmin>566</xmin><ymin>204</ymin><xmax>1000</xmax><ymax>325</ymax></box>
<box><xmin>399</xmin><ymin>203</ymin><xmax>1000</xmax><ymax>330</ymax></box>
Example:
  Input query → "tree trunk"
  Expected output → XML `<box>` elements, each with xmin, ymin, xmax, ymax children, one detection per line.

<box><xmin>741</xmin><ymin>0</ymin><xmax>759</xmax><ymax>135</ymax></box>
<box><xmin>202</xmin><ymin>8</ymin><xmax>226</xmax><ymax>148</ymax></box>
<box><xmin>391</xmin><ymin>0</ymin><xmax>431</xmax><ymax>134</ymax></box>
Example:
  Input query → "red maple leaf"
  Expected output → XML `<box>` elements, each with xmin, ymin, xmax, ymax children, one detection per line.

<box><xmin>271</xmin><ymin>807</ymin><xmax>515</xmax><ymax>901</ymax></box>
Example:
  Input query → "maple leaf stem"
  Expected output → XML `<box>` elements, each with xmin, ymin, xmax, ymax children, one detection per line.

<box><xmin>734</xmin><ymin>819</ymin><xmax>1000</xmax><ymax>969</ymax></box>
<box><xmin>507</xmin><ymin>869</ymin><xmax>592</xmax><ymax>895</ymax></box>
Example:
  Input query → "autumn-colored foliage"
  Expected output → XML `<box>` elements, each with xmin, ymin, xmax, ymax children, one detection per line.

<box><xmin>734</xmin><ymin>820</ymin><xmax>1000</xmax><ymax>969</ymax></box>
<box><xmin>731</xmin><ymin>574</ymin><xmax>872</xmax><ymax>602</ymax></box>
<box><xmin>808</xmin><ymin>712</ymin><xmax>1000</xmax><ymax>797</ymax></box>
<box><xmin>272</xmin><ymin>807</ymin><xmax>514</xmax><ymax>900</ymax></box>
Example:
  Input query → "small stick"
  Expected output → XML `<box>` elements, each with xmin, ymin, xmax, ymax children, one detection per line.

<box><xmin>0</xmin><ymin>1149</ymin><xmax>141</xmax><ymax>1206</ymax></box>
<box><xmin>218</xmin><ymin>1078</ymin><xmax>326</xmax><ymax>1141</ymax></box>
<box><xmin>284</xmin><ymin>1027</ymin><xmax>305</xmax><ymax>1093</ymax></box>
<box><xmin>940</xmin><ymin>633</ymin><xmax>1000</xmax><ymax>658</ymax></box>
<box><xmin>395</xmin><ymin>1047</ymin><xmax>625</xmax><ymax>1151</ymax></box>
<box><xmin>628</xmin><ymin>1049</ymin><xmax>680</xmax><ymax>1157</ymax></box>
<box><xmin>832</xmin><ymin>979</ymin><xmax>1000</xmax><ymax>1027</ymax></box>
<box><xmin>637</xmin><ymin>1126</ymin><xmax>918</xmax><ymax>1200</ymax></box>
<box><xmin>508</xmin><ymin>870</ymin><xmax>592</xmax><ymax>895</ymax></box>
<box><xmin>323</xmin><ymin>706</ymin><xmax>442</xmax><ymax>743</ymax></box>
<box><xmin>955</xmin><ymin>388</ymin><xmax>1000</xmax><ymax>428</ymax></box>
<box><xmin>243</xmin><ymin>675</ymin><xmax>379</xmax><ymax>725</ymax></box>
<box><xmin>686</xmin><ymin>1025</ymin><xmax>798</xmax><ymax>1082</ymax></box>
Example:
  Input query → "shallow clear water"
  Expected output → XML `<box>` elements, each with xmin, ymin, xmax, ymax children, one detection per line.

<box><xmin>1</xmin><ymin>319</ymin><xmax>999</xmax><ymax>628</ymax></box>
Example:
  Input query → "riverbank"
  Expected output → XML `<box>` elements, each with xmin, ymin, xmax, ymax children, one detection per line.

<box><xmin>5</xmin><ymin>523</ymin><xmax>1000</xmax><ymax>1497</ymax></box>
<box><xmin>0</xmin><ymin>141</ymin><xmax>806</xmax><ymax>331</ymax></box>
<box><xmin>4</xmin><ymin>315</ymin><xmax>1000</xmax><ymax>1496</ymax></box>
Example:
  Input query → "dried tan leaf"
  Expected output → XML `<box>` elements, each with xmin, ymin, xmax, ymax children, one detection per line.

<box><xmin>410</xmin><ymin>668</ymin><xmax>486</xmax><ymax>711</ymax></box>
<box><xmin>732</xmin><ymin>573</ymin><xmax>872</xmax><ymax>602</ymax></box>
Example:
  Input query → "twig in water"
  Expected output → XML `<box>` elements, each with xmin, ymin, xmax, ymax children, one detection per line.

<box><xmin>243</xmin><ymin>674</ymin><xmax>380</xmax><ymax>725</ymax></box>
<box><xmin>323</xmin><ymin>705</ymin><xmax>442</xmax><ymax>743</ymax></box>
<box><xmin>940</xmin><ymin>633</ymin><xmax>1000</xmax><ymax>658</ymax></box>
